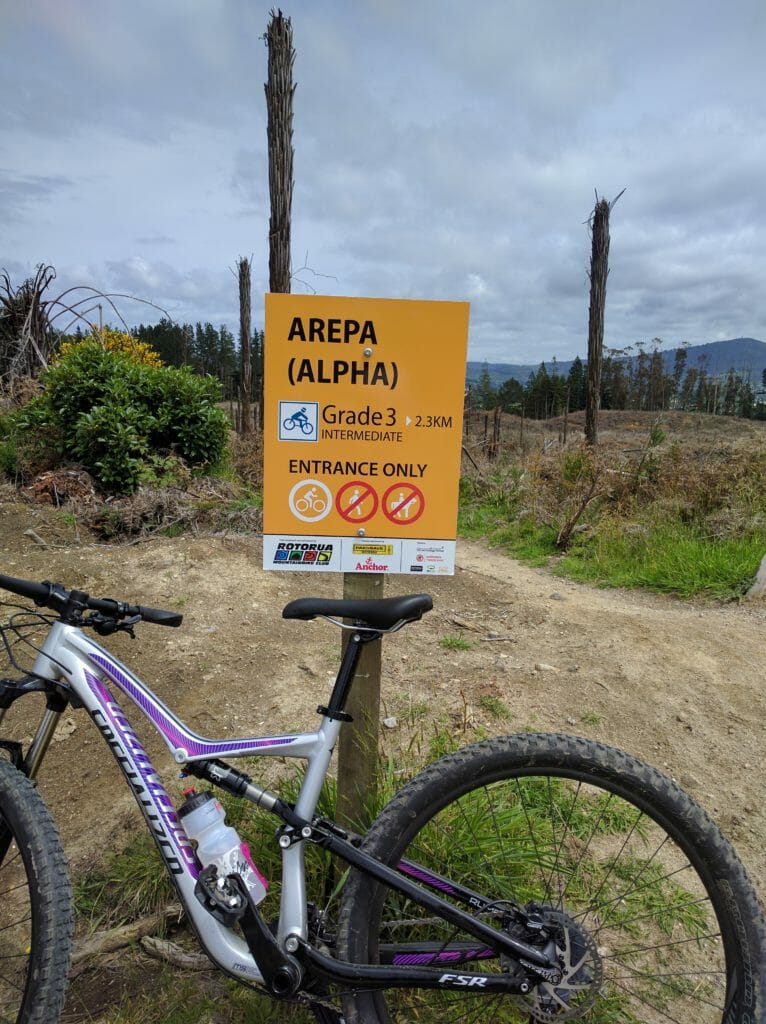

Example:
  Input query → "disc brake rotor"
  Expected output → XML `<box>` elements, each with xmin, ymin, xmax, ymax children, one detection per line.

<box><xmin>511</xmin><ymin>908</ymin><xmax>603</xmax><ymax>1023</ymax></box>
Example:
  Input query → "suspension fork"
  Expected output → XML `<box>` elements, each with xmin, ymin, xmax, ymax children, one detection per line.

<box><xmin>0</xmin><ymin>691</ymin><xmax>65</xmax><ymax>862</ymax></box>
<box><xmin>0</xmin><ymin>683</ymin><xmax>69</xmax><ymax>781</ymax></box>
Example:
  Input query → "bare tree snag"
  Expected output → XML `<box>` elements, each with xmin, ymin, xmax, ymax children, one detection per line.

<box><xmin>238</xmin><ymin>256</ymin><xmax>252</xmax><ymax>435</ymax></box>
<box><xmin>0</xmin><ymin>264</ymin><xmax>173</xmax><ymax>397</ymax></box>
<box><xmin>71</xmin><ymin>903</ymin><xmax>183</xmax><ymax>968</ymax></box>
<box><xmin>585</xmin><ymin>189</ymin><xmax>624</xmax><ymax>446</ymax></box>
<box><xmin>264</xmin><ymin>9</ymin><xmax>295</xmax><ymax>295</ymax></box>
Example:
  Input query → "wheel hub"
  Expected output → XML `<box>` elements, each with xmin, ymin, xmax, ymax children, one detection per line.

<box><xmin>509</xmin><ymin>907</ymin><xmax>603</xmax><ymax>1022</ymax></box>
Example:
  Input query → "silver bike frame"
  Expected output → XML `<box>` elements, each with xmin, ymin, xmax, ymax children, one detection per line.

<box><xmin>25</xmin><ymin>619</ymin><xmax>342</xmax><ymax>985</ymax></box>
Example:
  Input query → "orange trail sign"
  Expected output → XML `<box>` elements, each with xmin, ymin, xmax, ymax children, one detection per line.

<box><xmin>263</xmin><ymin>294</ymin><xmax>469</xmax><ymax>575</ymax></box>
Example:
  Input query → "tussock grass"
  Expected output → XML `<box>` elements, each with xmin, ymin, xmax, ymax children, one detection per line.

<box><xmin>460</xmin><ymin>411</ymin><xmax>766</xmax><ymax>599</ymax></box>
<box><xmin>558</xmin><ymin>519</ymin><xmax>766</xmax><ymax>599</ymax></box>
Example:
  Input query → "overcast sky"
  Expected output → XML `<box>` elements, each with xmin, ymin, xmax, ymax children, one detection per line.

<box><xmin>3</xmin><ymin>0</ymin><xmax>765</xmax><ymax>364</ymax></box>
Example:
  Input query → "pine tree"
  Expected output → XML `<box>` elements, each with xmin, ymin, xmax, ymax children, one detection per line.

<box><xmin>475</xmin><ymin>363</ymin><xmax>497</xmax><ymax>409</ymax></box>
<box><xmin>497</xmin><ymin>376</ymin><xmax>524</xmax><ymax>412</ymax></box>
<box><xmin>566</xmin><ymin>356</ymin><xmax>586</xmax><ymax>411</ymax></box>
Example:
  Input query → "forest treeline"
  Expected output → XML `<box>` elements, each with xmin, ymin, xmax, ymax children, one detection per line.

<box><xmin>128</xmin><ymin>318</ymin><xmax>263</xmax><ymax>402</ymax></box>
<box><xmin>59</xmin><ymin>323</ymin><xmax>766</xmax><ymax>422</ymax></box>
<box><xmin>469</xmin><ymin>342</ymin><xmax>766</xmax><ymax>420</ymax></box>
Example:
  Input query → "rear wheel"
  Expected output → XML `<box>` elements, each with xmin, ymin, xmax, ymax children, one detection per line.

<box><xmin>337</xmin><ymin>734</ymin><xmax>765</xmax><ymax>1023</ymax></box>
<box><xmin>0</xmin><ymin>757</ymin><xmax>73</xmax><ymax>1024</ymax></box>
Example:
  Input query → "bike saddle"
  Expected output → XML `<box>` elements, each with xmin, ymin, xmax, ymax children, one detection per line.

<box><xmin>282</xmin><ymin>594</ymin><xmax>433</xmax><ymax>631</ymax></box>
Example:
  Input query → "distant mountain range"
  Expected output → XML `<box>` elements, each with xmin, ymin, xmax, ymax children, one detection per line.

<box><xmin>467</xmin><ymin>338</ymin><xmax>766</xmax><ymax>387</ymax></box>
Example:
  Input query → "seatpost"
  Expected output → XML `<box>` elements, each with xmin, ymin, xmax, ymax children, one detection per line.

<box><xmin>320</xmin><ymin>627</ymin><xmax>380</xmax><ymax>721</ymax></box>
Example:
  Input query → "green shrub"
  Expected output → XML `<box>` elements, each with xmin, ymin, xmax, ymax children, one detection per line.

<box><xmin>0</xmin><ymin>407</ymin><xmax>62</xmax><ymax>480</ymax></box>
<box><xmin>11</xmin><ymin>339</ymin><xmax>230</xmax><ymax>494</ymax></box>
<box><xmin>73</xmin><ymin>398</ymin><xmax>152</xmax><ymax>493</ymax></box>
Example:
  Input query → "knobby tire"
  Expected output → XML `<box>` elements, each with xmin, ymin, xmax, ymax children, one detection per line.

<box><xmin>337</xmin><ymin>733</ymin><xmax>765</xmax><ymax>1024</ymax></box>
<box><xmin>0</xmin><ymin>757</ymin><xmax>73</xmax><ymax>1024</ymax></box>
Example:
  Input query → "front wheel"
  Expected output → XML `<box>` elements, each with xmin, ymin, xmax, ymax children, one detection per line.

<box><xmin>337</xmin><ymin>733</ymin><xmax>765</xmax><ymax>1023</ymax></box>
<box><xmin>0</xmin><ymin>757</ymin><xmax>73</xmax><ymax>1024</ymax></box>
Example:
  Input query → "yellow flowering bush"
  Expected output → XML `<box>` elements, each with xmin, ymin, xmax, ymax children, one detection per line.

<box><xmin>56</xmin><ymin>327</ymin><xmax>163</xmax><ymax>368</ymax></box>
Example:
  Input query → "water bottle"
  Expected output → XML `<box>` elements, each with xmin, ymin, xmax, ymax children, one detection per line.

<box><xmin>178</xmin><ymin>789</ymin><xmax>268</xmax><ymax>905</ymax></box>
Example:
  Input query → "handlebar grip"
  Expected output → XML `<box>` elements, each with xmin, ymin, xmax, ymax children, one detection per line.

<box><xmin>0</xmin><ymin>573</ymin><xmax>54</xmax><ymax>605</ymax></box>
<box><xmin>137</xmin><ymin>606</ymin><xmax>183</xmax><ymax>627</ymax></box>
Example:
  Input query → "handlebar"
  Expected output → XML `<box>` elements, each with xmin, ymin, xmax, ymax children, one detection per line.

<box><xmin>0</xmin><ymin>572</ymin><xmax>183</xmax><ymax>628</ymax></box>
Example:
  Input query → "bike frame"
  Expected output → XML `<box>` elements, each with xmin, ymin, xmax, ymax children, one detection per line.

<box><xmin>2</xmin><ymin>616</ymin><xmax>555</xmax><ymax>994</ymax></box>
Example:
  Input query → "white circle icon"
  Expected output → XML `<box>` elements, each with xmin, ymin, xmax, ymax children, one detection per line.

<box><xmin>289</xmin><ymin>479</ymin><xmax>332</xmax><ymax>522</ymax></box>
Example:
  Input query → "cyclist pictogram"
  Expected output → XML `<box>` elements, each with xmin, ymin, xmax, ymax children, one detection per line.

<box><xmin>335</xmin><ymin>480</ymin><xmax>378</xmax><ymax>524</ymax></box>
<box><xmin>279</xmin><ymin>401</ymin><xmax>318</xmax><ymax>441</ymax></box>
<box><xmin>382</xmin><ymin>483</ymin><xmax>425</xmax><ymax>525</ymax></box>
<box><xmin>289</xmin><ymin>479</ymin><xmax>332</xmax><ymax>522</ymax></box>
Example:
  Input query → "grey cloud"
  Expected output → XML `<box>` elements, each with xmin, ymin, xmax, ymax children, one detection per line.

<box><xmin>0</xmin><ymin>1</ymin><xmax>267</xmax><ymax>141</ymax></box>
<box><xmin>134</xmin><ymin>234</ymin><xmax>176</xmax><ymax>246</ymax></box>
<box><xmin>0</xmin><ymin>169</ymin><xmax>73</xmax><ymax>217</ymax></box>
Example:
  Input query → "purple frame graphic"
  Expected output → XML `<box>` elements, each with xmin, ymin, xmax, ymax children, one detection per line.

<box><xmin>87</xmin><ymin>650</ymin><xmax>298</xmax><ymax>759</ymax></box>
<box><xmin>85</xmin><ymin>669</ymin><xmax>200</xmax><ymax>877</ymax></box>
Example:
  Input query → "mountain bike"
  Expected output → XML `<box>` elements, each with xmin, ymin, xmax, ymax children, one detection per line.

<box><xmin>0</xmin><ymin>571</ymin><xmax>763</xmax><ymax>1024</ymax></box>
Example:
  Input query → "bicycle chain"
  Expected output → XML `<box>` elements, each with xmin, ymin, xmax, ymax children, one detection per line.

<box><xmin>295</xmin><ymin>986</ymin><xmax>346</xmax><ymax>1019</ymax></box>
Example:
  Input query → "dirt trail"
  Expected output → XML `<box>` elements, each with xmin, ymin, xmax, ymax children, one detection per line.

<box><xmin>0</xmin><ymin>499</ymin><xmax>764</xmax><ymax>900</ymax></box>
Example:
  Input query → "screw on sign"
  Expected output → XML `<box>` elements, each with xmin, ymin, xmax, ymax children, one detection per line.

<box><xmin>382</xmin><ymin>483</ymin><xmax>425</xmax><ymax>526</ymax></box>
<box><xmin>288</xmin><ymin>479</ymin><xmax>333</xmax><ymax>523</ymax></box>
<box><xmin>335</xmin><ymin>480</ymin><xmax>378</xmax><ymax>524</ymax></box>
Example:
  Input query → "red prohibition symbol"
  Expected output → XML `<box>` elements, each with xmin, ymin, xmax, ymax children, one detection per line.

<box><xmin>335</xmin><ymin>480</ymin><xmax>378</xmax><ymax>523</ymax></box>
<box><xmin>382</xmin><ymin>483</ymin><xmax>425</xmax><ymax>525</ymax></box>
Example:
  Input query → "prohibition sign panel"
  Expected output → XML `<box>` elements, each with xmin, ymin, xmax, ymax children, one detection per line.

<box><xmin>336</xmin><ymin>480</ymin><xmax>378</xmax><ymax>524</ymax></box>
<box><xmin>382</xmin><ymin>483</ymin><xmax>424</xmax><ymax>525</ymax></box>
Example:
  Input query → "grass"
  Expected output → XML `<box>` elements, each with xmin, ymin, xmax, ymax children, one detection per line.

<box><xmin>580</xmin><ymin>710</ymin><xmax>605</xmax><ymax>726</ymax></box>
<box><xmin>478</xmin><ymin>694</ymin><xmax>512</xmax><ymax>720</ymax></box>
<box><xmin>458</xmin><ymin>475</ymin><xmax>558</xmax><ymax>566</ymax></box>
<box><xmin>459</xmin><ymin>417</ymin><xmax>766</xmax><ymax>600</ymax></box>
<box><xmin>557</xmin><ymin>519</ymin><xmax>766</xmax><ymax>599</ymax></box>
<box><xmin>90</xmin><ymin>967</ymin><xmax>313</xmax><ymax>1024</ymax></box>
<box><xmin>461</xmin><ymin>508</ymin><xmax>766</xmax><ymax>600</ymax></box>
<box><xmin>73</xmin><ymin>831</ymin><xmax>175</xmax><ymax>927</ymax></box>
<box><xmin>439</xmin><ymin>633</ymin><xmax>473</xmax><ymax>651</ymax></box>
<box><xmin>99</xmin><ymin>972</ymin><xmax>224</xmax><ymax>1024</ymax></box>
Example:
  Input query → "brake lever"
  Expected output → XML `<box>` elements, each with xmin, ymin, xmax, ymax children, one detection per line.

<box><xmin>89</xmin><ymin>612</ymin><xmax>141</xmax><ymax>638</ymax></box>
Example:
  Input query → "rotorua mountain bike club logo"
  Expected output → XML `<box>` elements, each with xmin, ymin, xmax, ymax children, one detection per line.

<box><xmin>273</xmin><ymin>542</ymin><xmax>334</xmax><ymax>566</ymax></box>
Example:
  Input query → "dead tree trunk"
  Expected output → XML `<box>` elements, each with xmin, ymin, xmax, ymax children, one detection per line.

<box><xmin>585</xmin><ymin>197</ymin><xmax>611</xmax><ymax>446</ymax></box>
<box><xmin>264</xmin><ymin>9</ymin><xmax>295</xmax><ymax>296</ymax></box>
<box><xmin>237</xmin><ymin>257</ymin><xmax>252</xmax><ymax>436</ymax></box>
<box><xmin>584</xmin><ymin>190</ymin><xmax>624</xmax><ymax>445</ymax></box>
<box><xmin>181</xmin><ymin>324</ymin><xmax>192</xmax><ymax>366</ymax></box>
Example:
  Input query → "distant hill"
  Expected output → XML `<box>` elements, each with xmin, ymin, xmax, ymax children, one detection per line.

<box><xmin>467</xmin><ymin>338</ymin><xmax>766</xmax><ymax>388</ymax></box>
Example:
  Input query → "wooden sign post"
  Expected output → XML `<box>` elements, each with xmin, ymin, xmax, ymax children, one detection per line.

<box><xmin>263</xmin><ymin>294</ymin><xmax>469</xmax><ymax>826</ymax></box>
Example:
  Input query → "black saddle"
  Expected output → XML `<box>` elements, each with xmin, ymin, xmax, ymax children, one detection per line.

<box><xmin>282</xmin><ymin>594</ymin><xmax>433</xmax><ymax>631</ymax></box>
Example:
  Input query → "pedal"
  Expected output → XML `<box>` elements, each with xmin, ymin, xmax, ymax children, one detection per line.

<box><xmin>194</xmin><ymin>863</ymin><xmax>246</xmax><ymax>927</ymax></box>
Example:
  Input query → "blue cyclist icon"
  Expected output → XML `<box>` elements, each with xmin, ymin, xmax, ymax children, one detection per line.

<box><xmin>279</xmin><ymin>401</ymin><xmax>319</xmax><ymax>441</ymax></box>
